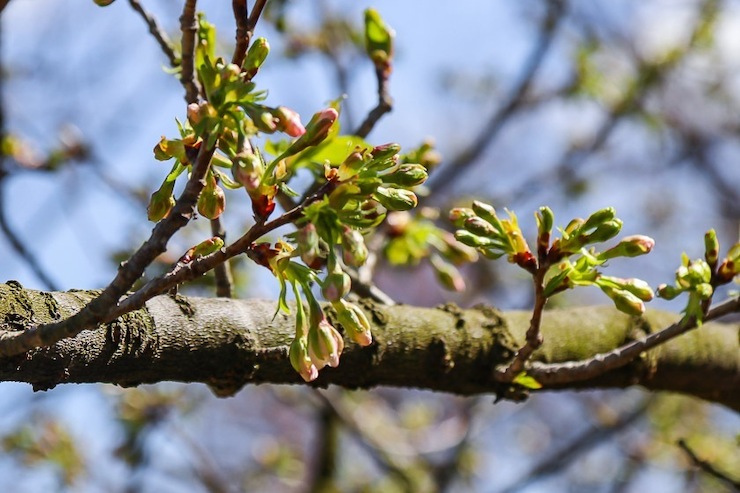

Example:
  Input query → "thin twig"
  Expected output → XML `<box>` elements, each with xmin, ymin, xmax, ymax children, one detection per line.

<box><xmin>528</xmin><ymin>296</ymin><xmax>740</xmax><ymax>385</ymax></box>
<box><xmin>496</xmin><ymin>267</ymin><xmax>548</xmax><ymax>381</ymax></box>
<box><xmin>247</xmin><ymin>0</ymin><xmax>268</xmax><ymax>36</ymax></box>
<box><xmin>353</xmin><ymin>65</ymin><xmax>393</xmax><ymax>138</ymax></box>
<box><xmin>426</xmin><ymin>0</ymin><xmax>566</xmax><ymax>193</ymax></box>
<box><xmin>230</xmin><ymin>0</ymin><xmax>248</xmax><ymax>66</ymax></box>
<box><xmin>0</xmin><ymin>181</ymin><xmax>59</xmax><ymax>291</ymax></box>
<box><xmin>678</xmin><ymin>439</ymin><xmax>740</xmax><ymax>491</ymax></box>
<box><xmin>209</xmin><ymin>217</ymin><xmax>233</xmax><ymax>298</ymax></box>
<box><xmin>179</xmin><ymin>0</ymin><xmax>201</xmax><ymax>104</ymax></box>
<box><xmin>313</xmin><ymin>391</ymin><xmax>420</xmax><ymax>490</ymax></box>
<box><xmin>307</xmin><ymin>404</ymin><xmax>340</xmax><ymax>493</ymax></box>
<box><xmin>108</xmin><ymin>179</ymin><xmax>338</xmax><ymax>319</ymax></box>
<box><xmin>0</xmin><ymin>143</ymin><xmax>216</xmax><ymax>357</ymax></box>
<box><xmin>0</xmin><ymin>0</ymin><xmax>11</xmax><ymax>14</ymax></box>
<box><xmin>495</xmin><ymin>398</ymin><xmax>651</xmax><ymax>493</ymax></box>
<box><xmin>128</xmin><ymin>0</ymin><xmax>179</xmax><ymax>68</ymax></box>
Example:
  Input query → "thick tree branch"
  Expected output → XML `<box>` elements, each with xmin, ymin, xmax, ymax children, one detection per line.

<box><xmin>0</xmin><ymin>284</ymin><xmax>737</xmax><ymax>411</ymax></box>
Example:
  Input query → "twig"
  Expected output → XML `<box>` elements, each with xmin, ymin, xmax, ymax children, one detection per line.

<box><xmin>353</xmin><ymin>65</ymin><xmax>392</xmax><ymax>138</ymax></box>
<box><xmin>108</xmin><ymin>179</ymin><xmax>338</xmax><ymax>319</ymax></box>
<box><xmin>313</xmin><ymin>391</ymin><xmax>419</xmax><ymax>490</ymax></box>
<box><xmin>0</xmin><ymin>181</ymin><xmax>59</xmax><ymax>291</ymax></box>
<box><xmin>426</xmin><ymin>0</ymin><xmax>565</xmax><ymax>193</ymax></box>
<box><xmin>678</xmin><ymin>439</ymin><xmax>740</xmax><ymax>491</ymax></box>
<box><xmin>527</xmin><ymin>296</ymin><xmax>740</xmax><ymax>385</ymax></box>
<box><xmin>307</xmin><ymin>404</ymin><xmax>340</xmax><ymax>493</ymax></box>
<box><xmin>209</xmin><ymin>217</ymin><xmax>233</xmax><ymax>298</ymax></box>
<box><xmin>247</xmin><ymin>0</ymin><xmax>268</xmax><ymax>37</ymax></box>
<box><xmin>128</xmin><ymin>0</ymin><xmax>179</xmax><ymax>68</ymax></box>
<box><xmin>0</xmin><ymin>143</ymin><xmax>216</xmax><ymax>357</ymax></box>
<box><xmin>179</xmin><ymin>0</ymin><xmax>201</xmax><ymax>104</ymax></box>
<box><xmin>495</xmin><ymin>398</ymin><xmax>651</xmax><ymax>493</ymax></box>
<box><xmin>0</xmin><ymin>0</ymin><xmax>11</xmax><ymax>14</ymax></box>
<box><xmin>495</xmin><ymin>267</ymin><xmax>548</xmax><ymax>381</ymax></box>
<box><xmin>230</xmin><ymin>0</ymin><xmax>248</xmax><ymax>67</ymax></box>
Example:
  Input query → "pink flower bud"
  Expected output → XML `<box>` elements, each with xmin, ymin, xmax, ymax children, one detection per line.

<box><xmin>308</xmin><ymin>318</ymin><xmax>344</xmax><ymax>370</ymax></box>
<box><xmin>289</xmin><ymin>336</ymin><xmax>319</xmax><ymax>382</ymax></box>
<box><xmin>273</xmin><ymin>106</ymin><xmax>306</xmax><ymax>137</ymax></box>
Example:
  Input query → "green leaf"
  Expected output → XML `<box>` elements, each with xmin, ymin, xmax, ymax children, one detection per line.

<box><xmin>513</xmin><ymin>372</ymin><xmax>542</xmax><ymax>390</ymax></box>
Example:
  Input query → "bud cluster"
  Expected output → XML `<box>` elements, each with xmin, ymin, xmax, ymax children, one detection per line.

<box><xmin>657</xmin><ymin>231</ymin><xmax>740</xmax><ymax>323</ymax></box>
<box><xmin>451</xmin><ymin>201</ymin><xmax>536</xmax><ymax>272</ymax></box>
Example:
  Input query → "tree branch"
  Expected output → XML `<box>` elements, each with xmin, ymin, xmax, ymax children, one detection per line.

<box><xmin>0</xmin><ymin>143</ymin><xmax>215</xmax><ymax>357</ymax></box>
<box><xmin>678</xmin><ymin>439</ymin><xmax>740</xmax><ymax>490</ymax></box>
<box><xmin>179</xmin><ymin>0</ymin><xmax>201</xmax><ymax>104</ymax></box>
<box><xmin>128</xmin><ymin>0</ymin><xmax>179</xmax><ymax>68</ymax></box>
<box><xmin>528</xmin><ymin>296</ymin><xmax>740</xmax><ymax>385</ymax></box>
<box><xmin>353</xmin><ymin>65</ymin><xmax>392</xmax><ymax>139</ymax></box>
<box><xmin>0</xmin><ymin>285</ymin><xmax>737</xmax><ymax>411</ymax></box>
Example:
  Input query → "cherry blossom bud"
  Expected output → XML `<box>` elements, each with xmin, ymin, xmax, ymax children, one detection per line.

<box><xmin>599</xmin><ymin>235</ymin><xmax>655</xmax><ymax>260</ymax></box>
<box><xmin>301</xmin><ymin>108</ymin><xmax>338</xmax><ymax>147</ymax></box>
<box><xmin>198</xmin><ymin>175</ymin><xmax>226</xmax><ymax>219</ymax></box>
<box><xmin>147</xmin><ymin>182</ymin><xmax>176</xmax><ymax>222</ymax></box>
<box><xmin>370</xmin><ymin>143</ymin><xmax>401</xmax><ymax>161</ymax></box>
<box><xmin>431</xmin><ymin>256</ymin><xmax>465</xmax><ymax>292</ymax></box>
<box><xmin>337</xmin><ymin>151</ymin><xmax>366</xmax><ymax>181</ymax></box>
<box><xmin>382</xmin><ymin>164</ymin><xmax>428</xmax><ymax>188</ymax></box>
<box><xmin>243</xmin><ymin>37</ymin><xmax>270</xmax><ymax>78</ymax></box>
<box><xmin>449</xmin><ymin>207</ymin><xmax>476</xmax><ymax>228</ymax></box>
<box><xmin>373</xmin><ymin>186</ymin><xmax>418</xmax><ymax>211</ymax></box>
<box><xmin>93</xmin><ymin>0</ymin><xmax>116</xmax><ymax>5</ymax></box>
<box><xmin>341</xmin><ymin>227</ymin><xmax>368</xmax><ymax>267</ymax></box>
<box><xmin>308</xmin><ymin>318</ymin><xmax>344</xmax><ymax>370</ymax></box>
<box><xmin>601</xmin><ymin>286</ymin><xmax>645</xmax><ymax>317</ymax></box>
<box><xmin>333</xmin><ymin>299</ymin><xmax>372</xmax><ymax>346</ymax></box>
<box><xmin>704</xmin><ymin>229</ymin><xmax>719</xmax><ymax>266</ymax></box>
<box><xmin>321</xmin><ymin>271</ymin><xmax>351</xmax><ymax>302</ymax></box>
<box><xmin>582</xmin><ymin>207</ymin><xmax>616</xmax><ymax>231</ymax></box>
<box><xmin>464</xmin><ymin>216</ymin><xmax>498</xmax><ymax>239</ymax></box>
<box><xmin>657</xmin><ymin>283</ymin><xmax>682</xmax><ymax>300</ymax></box>
<box><xmin>289</xmin><ymin>336</ymin><xmax>319</xmax><ymax>382</ymax></box>
<box><xmin>272</xmin><ymin>106</ymin><xmax>305</xmax><ymax>137</ymax></box>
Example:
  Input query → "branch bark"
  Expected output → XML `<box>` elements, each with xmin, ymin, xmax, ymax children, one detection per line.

<box><xmin>0</xmin><ymin>283</ymin><xmax>737</xmax><ymax>411</ymax></box>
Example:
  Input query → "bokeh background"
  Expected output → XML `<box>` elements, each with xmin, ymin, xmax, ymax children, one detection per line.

<box><xmin>0</xmin><ymin>1</ymin><xmax>739</xmax><ymax>492</ymax></box>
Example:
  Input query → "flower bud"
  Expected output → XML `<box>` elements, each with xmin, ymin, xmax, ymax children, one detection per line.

<box><xmin>716</xmin><ymin>259</ymin><xmax>737</xmax><ymax>283</ymax></box>
<box><xmin>308</xmin><ymin>318</ymin><xmax>344</xmax><ymax>370</ymax></box>
<box><xmin>243</xmin><ymin>37</ymin><xmax>270</xmax><ymax>78</ymax></box>
<box><xmin>93</xmin><ymin>0</ymin><xmax>116</xmax><ymax>5</ymax></box>
<box><xmin>449</xmin><ymin>207</ymin><xmax>475</xmax><ymax>228</ymax></box>
<box><xmin>272</xmin><ymin>106</ymin><xmax>305</xmax><ymax>137</ymax></box>
<box><xmin>198</xmin><ymin>175</ymin><xmax>226</xmax><ymax>219</ymax></box>
<box><xmin>704</xmin><ymin>229</ymin><xmax>719</xmax><ymax>266</ymax></box>
<box><xmin>695</xmin><ymin>282</ymin><xmax>713</xmax><ymax>300</ymax></box>
<box><xmin>232</xmin><ymin>152</ymin><xmax>263</xmax><ymax>191</ymax></box>
<box><xmin>581</xmin><ymin>207</ymin><xmax>616</xmax><ymax>231</ymax></box>
<box><xmin>583</xmin><ymin>219</ymin><xmax>622</xmax><ymax>244</ymax></box>
<box><xmin>301</xmin><ymin>108</ymin><xmax>338</xmax><ymax>147</ymax></box>
<box><xmin>464</xmin><ymin>216</ymin><xmax>499</xmax><ymax>239</ymax></box>
<box><xmin>657</xmin><ymin>283</ymin><xmax>683</xmax><ymax>300</ymax></box>
<box><xmin>599</xmin><ymin>235</ymin><xmax>655</xmax><ymax>260</ymax></box>
<box><xmin>191</xmin><ymin>236</ymin><xmax>225</xmax><ymax>258</ymax></box>
<box><xmin>382</xmin><ymin>164</ymin><xmax>428</xmax><ymax>188</ymax></box>
<box><xmin>364</xmin><ymin>8</ymin><xmax>395</xmax><ymax>75</ymax></box>
<box><xmin>454</xmin><ymin>230</ymin><xmax>504</xmax><ymax>249</ymax></box>
<box><xmin>431</xmin><ymin>256</ymin><xmax>465</xmax><ymax>292</ymax></box>
<box><xmin>298</xmin><ymin>223</ymin><xmax>321</xmax><ymax>268</ymax></box>
<box><xmin>321</xmin><ymin>271</ymin><xmax>351</xmax><ymax>302</ymax></box>
<box><xmin>289</xmin><ymin>336</ymin><xmax>319</xmax><ymax>382</ymax></box>
<box><xmin>147</xmin><ymin>182</ymin><xmax>176</xmax><ymax>222</ymax></box>
<box><xmin>370</xmin><ymin>143</ymin><xmax>401</xmax><ymax>161</ymax></box>
<box><xmin>373</xmin><ymin>186</ymin><xmax>418</xmax><ymax>211</ymax></box>
<box><xmin>341</xmin><ymin>228</ymin><xmax>368</xmax><ymax>267</ymax></box>
<box><xmin>601</xmin><ymin>286</ymin><xmax>645</xmax><ymax>317</ymax></box>
<box><xmin>337</xmin><ymin>151</ymin><xmax>367</xmax><ymax>181</ymax></box>
<box><xmin>333</xmin><ymin>299</ymin><xmax>372</xmax><ymax>346</ymax></box>
<box><xmin>187</xmin><ymin>103</ymin><xmax>202</xmax><ymax>124</ymax></box>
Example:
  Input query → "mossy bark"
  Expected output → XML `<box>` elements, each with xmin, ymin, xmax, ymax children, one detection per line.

<box><xmin>0</xmin><ymin>283</ymin><xmax>738</xmax><ymax>411</ymax></box>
